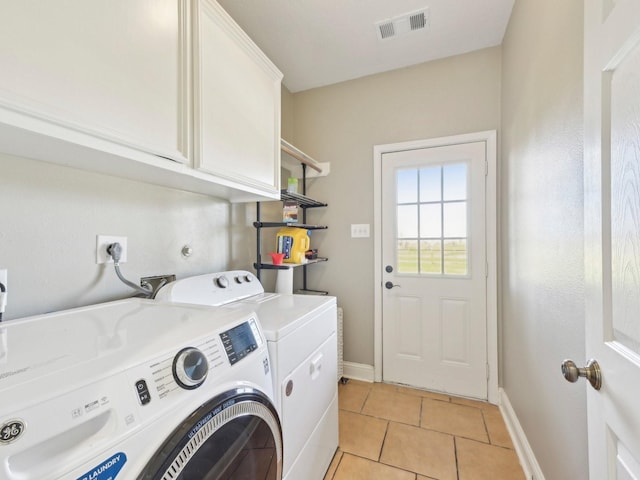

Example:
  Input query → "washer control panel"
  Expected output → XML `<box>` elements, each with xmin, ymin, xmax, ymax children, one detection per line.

<box><xmin>220</xmin><ymin>318</ymin><xmax>262</xmax><ymax>365</ymax></box>
<box><xmin>145</xmin><ymin>336</ymin><xmax>222</xmax><ymax>402</ymax></box>
<box><xmin>139</xmin><ymin>317</ymin><xmax>262</xmax><ymax>404</ymax></box>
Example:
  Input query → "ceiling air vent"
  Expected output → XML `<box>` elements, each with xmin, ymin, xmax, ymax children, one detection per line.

<box><xmin>375</xmin><ymin>8</ymin><xmax>430</xmax><ymax>41</ymax></box>
<box><xmin>377</xmin><ymin>21</ymin><xmax>395</xmax><ymax>40</ymax></box>
<box><xmin>409</xmin><ymin>11</ymin><xmax>427</xmax><ymax>31</ymax></box>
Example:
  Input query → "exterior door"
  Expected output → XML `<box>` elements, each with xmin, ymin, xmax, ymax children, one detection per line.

<box><xmin>381</xmin><ymin>140</ymin><xmax>488</xmax><ymax>399</ymax></box>
<box><xmin>584</xmin><ymin>0</ymin><xmax>640</xmax><ymax>477</ymax></box>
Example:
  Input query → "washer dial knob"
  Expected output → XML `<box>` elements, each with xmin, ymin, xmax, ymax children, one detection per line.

<box><xmin>173</xmin><ymin>347</ymin><xmax>209</xmax><ymax>389</ymax></box>
<box><xmin>215</xmin><ymin>275</ymin><xmax>229</xmax><ymax>288</ymax></box>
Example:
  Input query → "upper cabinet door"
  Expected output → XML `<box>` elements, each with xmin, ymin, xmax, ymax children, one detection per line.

<box><xmin>193</xmin><ymin>0</ymin><xmax>283</xmax><ymax>195</ymax></box>
<box><xmin>0</xmin><ymin>0</ymin><xmax>188</xmax><ymax>163</ymax></box>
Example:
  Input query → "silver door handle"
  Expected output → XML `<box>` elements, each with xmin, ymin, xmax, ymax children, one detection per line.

<box><xmin>561</xmin><ymin>359</ymin><xmax>602</xmax><ymax>390</ymax></box>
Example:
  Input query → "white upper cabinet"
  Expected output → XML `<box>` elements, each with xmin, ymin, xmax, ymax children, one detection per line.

<box><xmin>0</xmin><ymin>0</ymin><xmax>188</xmax><ymax>163</ymax></box>
<box><xmin>0</xmin><ymin>0</ymin><xmax>283</xmax><ymax>202</ymax></box>
<box><xmin>192</xmin><ymin>0</ymin><xmax>283</xmax><ymax>196</ymax></box>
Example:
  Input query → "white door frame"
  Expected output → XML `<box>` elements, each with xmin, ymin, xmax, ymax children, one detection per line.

<box><xmin>373</xmin><ymin>130</ymin><xmax>499</xmax><ymax>404</ymax></box>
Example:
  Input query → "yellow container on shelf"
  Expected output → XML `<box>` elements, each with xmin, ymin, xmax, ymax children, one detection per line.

<box><xmin>276</xmin><ymin>227</ymin><xmax>310</xmax><ymax>264</ymax></box>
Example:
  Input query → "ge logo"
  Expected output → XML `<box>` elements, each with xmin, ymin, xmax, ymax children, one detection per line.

<box><xmin>0</xmin><ymin>420</ymin><xmax>25</xmax><ymax>444</ymax></box>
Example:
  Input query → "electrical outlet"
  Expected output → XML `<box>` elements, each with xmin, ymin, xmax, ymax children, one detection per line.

<box><xmin>0</xmin><ymin>269</ymin><xmax>6</xmax><ymax>314</ymax></box>
<box><xmin>96</xmin><ymin>235</ymin><xmax>128</xmax><ymax>264</ymax></box>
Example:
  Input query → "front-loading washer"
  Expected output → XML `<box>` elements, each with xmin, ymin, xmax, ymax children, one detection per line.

<box><xmin>0</xmin><ymin>298</ymin><xmax>282</xmax><ymax>480</ymax></box>
<box><xmin>155</xmin><ymin>271</ymin><xmax>339</xmax><ymax>480</ymax></box>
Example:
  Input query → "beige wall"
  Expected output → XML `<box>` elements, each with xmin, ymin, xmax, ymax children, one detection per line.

<box><xmin>281</xmin><ymin>85</ymin><xmax>295</xmax><ymax>141</ymax></box>
<box><xmin>501</xmin><ymin>0</ymin><xmax>587</xmax><ymax>478</ymax></box>
<box><xmin>0</xmin><ymin>153</ymin><xmax>244</xmax><ymax>320</ymax></box>
<box><xmin>291</xmin><ymin>47</ymin><xmax>501</xmax><ymax>365</ymax></box>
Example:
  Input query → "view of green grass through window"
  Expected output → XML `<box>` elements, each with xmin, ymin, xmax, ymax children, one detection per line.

<box><xmin>396</xmin><ymin>163</ymin><xmax>468</xmax><ymax>275</ymax></box>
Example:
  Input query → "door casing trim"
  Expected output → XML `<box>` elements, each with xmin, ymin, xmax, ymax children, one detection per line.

<box><xmin>373</xmin><ymin>130</ymin><xmax>498</xmax><ymax>404</ymax></box>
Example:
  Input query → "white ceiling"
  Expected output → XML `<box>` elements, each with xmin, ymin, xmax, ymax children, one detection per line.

<box><xmin>217</xmin><ymin>0</ymin><xmax>515</xmax><ymax>93</ymax></box>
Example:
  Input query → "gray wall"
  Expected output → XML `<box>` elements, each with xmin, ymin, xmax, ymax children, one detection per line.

<box><xmin>0</xmin><ymin>154</ymin><xmax>252</xmax><ymax>320</ymax></box>
<box><xmin>500</xmin><ymin>0</ymin><xmax>587</xmax><ymax>478</ymax></box>
<box><xmin>289</xmin><ymin>47</ymin><xmax>501</xmax><ymax>365</ymax></box>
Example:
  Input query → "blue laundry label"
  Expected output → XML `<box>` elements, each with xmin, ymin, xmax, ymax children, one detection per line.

<box><xmin>282</xmin><ymin>236</ymin><xmax>293</xmax><ymax>259</ymax></box>
<box><xmin>76</xmin><ymin>452</ymin><xmax>127</xmax><ymax>480</ymax></box>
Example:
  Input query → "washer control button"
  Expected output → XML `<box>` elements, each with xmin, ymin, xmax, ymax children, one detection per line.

<box><xmin>135</xmin><ymin>379</ymin><xmax>151</xmax><ymax>405</ymax></box>
<box><xmin>173</xmin><ymin>347</ymin><xmax>209</xmax><ymax>390</ymax></box>
<box><xmin>215</xmin><ymin>276</ymin><xmax>229</xmax><ymax>288</ymax></box>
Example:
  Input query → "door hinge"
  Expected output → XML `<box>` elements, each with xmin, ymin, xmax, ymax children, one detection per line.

<box><xmin>485</xmin><ymin>159</ymin><xmax>488</xmax><ymax>176</ymax></box>
<box><xmin>486</xmin><ymin>363</ymin><xmax>490</xmax><ymax>380</ymax></box>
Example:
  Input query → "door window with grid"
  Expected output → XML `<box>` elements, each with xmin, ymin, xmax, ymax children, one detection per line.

<box><xmin>396</xmin><ymin>162</ymin><xmax>469</xmax><ymax>275</ymax></box>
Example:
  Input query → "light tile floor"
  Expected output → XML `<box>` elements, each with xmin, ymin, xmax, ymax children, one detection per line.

<box><xmin>324</xmin><ymin>380</ymin><xmax>525</xmax><ymax>480</ymax></box>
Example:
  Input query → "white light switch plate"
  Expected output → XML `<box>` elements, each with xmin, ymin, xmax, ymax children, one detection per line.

<box><xmin>351</xmin><ymin>224</ymin><xmax>370</xmax><ymax>238</ymax></box>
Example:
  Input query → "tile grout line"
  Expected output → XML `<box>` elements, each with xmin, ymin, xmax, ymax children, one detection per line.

<box><xmin>359</xmin><ymin>385</ymin><xmax>373</xmax><ymax>414</ymax></box>
<box><xmin>377</xmin><ymin>419</ymin><xmax>391</xmax><ymax>462</ymax></box>
<box><xmin>325</xmin><ymin>450</ymin><xmax>344</xmax><ymax>480</ymax></box>
<box><xmin>480</xmin><ymin>408</ymin><xmax>491</xmax><ymax>445</ymax></box>
<box><xmin>343</xmin><ymin>450</ymin><xmax>423</xmax><ymax>479</ymax></box>
<box><xmin>454</xmin><ymin>436</ymin><xmax>461</xmax><ymax>480</ymax></box>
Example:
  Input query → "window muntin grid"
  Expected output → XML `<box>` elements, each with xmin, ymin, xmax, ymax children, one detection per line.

<box><xmin>396</xmin><ymin>163</ymin><xmax>469</xmax><ymax>275</ymax></box>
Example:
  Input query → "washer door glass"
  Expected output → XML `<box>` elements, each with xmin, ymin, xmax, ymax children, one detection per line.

<box><xmin>138</xmin><ymin>389</ymin><xmax>282</xmax><ymax>480</ymax></box>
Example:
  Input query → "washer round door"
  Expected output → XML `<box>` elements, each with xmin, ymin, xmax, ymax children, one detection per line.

<box><xmin>138</xmin><ymin>388</ymin><xmax>282</xmax><ymax>480</ymax></box>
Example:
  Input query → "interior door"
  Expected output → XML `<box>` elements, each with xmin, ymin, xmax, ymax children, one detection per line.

<box><xmin>381</xmin><ymin>141</ymin><xmax>488</xmax><ymax>399</ymax></box>
<box><xmin>584</xmin><ymin>1</ymin><xmax>640</xmax><ymax>478</ymax></box>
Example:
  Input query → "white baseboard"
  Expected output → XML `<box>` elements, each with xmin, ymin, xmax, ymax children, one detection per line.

<box><xmin>499</xmin><ymin>388</ymin><xmax>545</xmax><ymax>480</ymax></box>
<box><xmin>342</xmin><ymin>362</ymin><xmax>375</xmax><ymax>383</ymax></box>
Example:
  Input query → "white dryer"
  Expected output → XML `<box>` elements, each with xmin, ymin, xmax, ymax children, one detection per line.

<box><xmin>0</xmin><ymin>298</ymin><xmax>282</xmax><ymax>480</ymax></box>
<box><xmin>156</xmin><ymin>271</ymin><xmax>339</xmax><ymax>480</ymax></box>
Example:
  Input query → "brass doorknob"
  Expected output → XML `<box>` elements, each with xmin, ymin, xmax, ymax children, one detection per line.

<box><xmin>561</xmin><ymin>359</ymin><xmax>602</xmax><ymax>391</ymax></box>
